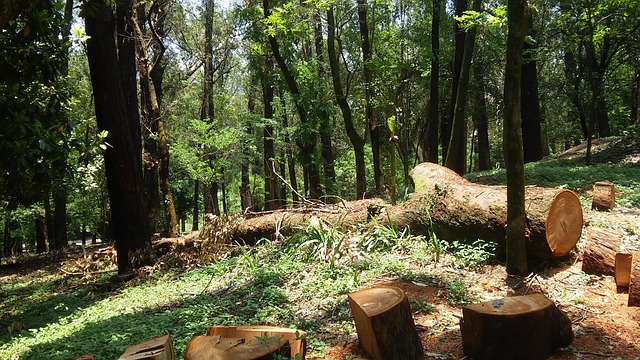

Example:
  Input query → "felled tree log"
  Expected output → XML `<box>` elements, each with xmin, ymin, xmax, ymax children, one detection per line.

<box><xmin>591</xmin><ymin>181</ymin><xmax>615</xmax><ymax>211</ymax></box>
<box><xmin>628</xmin><ymin>260</ymin><xmax>640</xmax><ymax>307</ymax></box>
<box><xmin>229</xmin><ymin>163</ymin><xmax>583</xmax><ymax>263</ymax></box>
<box><xmin>582</xmin><ymin>227</ymin><xmax>622</xmax><ymax>276</ymax></box>
<box><xmin>347</xmin><ymin>286</ymin><xmax>423</xmax><ymax>360</ymax></box>
<box><xmin>119</xmin><ymin>334</ymin><xmax>174</xmax><ymax>360</ymax></box>
<box><xmin>184</xmin><ymin>326</ymin><xmax>306</xmax><ymax>360</ymax></box>
<box><xmin>615</xmin><ymin>252</ymin><xmax>634</xmax><ymax>287</ymax></box>
<box><xmin>460</xmin><ymin>294</ymin><xmax>573</xmax><ymax>359</ymax></box>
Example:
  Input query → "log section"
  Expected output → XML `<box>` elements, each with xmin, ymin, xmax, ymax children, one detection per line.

<box><xmin>615</xmin><ymin>252</ymin><xmax>634</xmax><ymax>287</ymax></box>
<box><xmin>629</xmin><ymin>259</ymin><xmax>640</xmax><ymax>307</ymax></box>
<box><xmin>591</xmin><ymin>181</ymin><xmax>615</xmax><ymax>211</ymax></box>
<box><xmin>460</xmin><ymin>294</ymin><xmax>573</xmax><ymax>359</ymax></box>
<box><xmin>119</xmin><ymin>334</ymin><xmax>174</xmax><ymax>360</ymax></box>
<box><xmin>582</xmin><ymin>227</ymin><xmax>622</xmax><ymax>276</ymax></box>
<box><xmin>347</xmin><ymin>286</ymin><xmax>423</xmax><ymax>360</ymax></box>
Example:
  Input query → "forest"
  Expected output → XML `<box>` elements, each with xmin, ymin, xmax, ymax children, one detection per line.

<box><xmin>1</xmin><ymin>0</ymin><xmax>640</xmax><ymax>358</ymax></box>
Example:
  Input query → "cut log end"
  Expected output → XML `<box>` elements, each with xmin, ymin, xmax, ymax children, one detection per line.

<box><xmin>591</xmin><ymin>182</ymin><xmax>616</xmax><ymax>211</ymax></box>
<box><xmin>615</xmin><ymin>252</ymin><xmax>634</xmax><ymax>287</ymax></box>
<box><xmin>348</xmin><ymin>286</ymin><xmax>423</xmax><ymax>360</ymax></box>
<box><xmin>545</xmin><ymin>190</ymin><xmax>584</xmax><ymax>257</ymax></box>
<box><xmin>118</xmin><ymin>334</ymin><xmax>174</xmax><ymax>360</ymax></box>
<box><xmin>461</xmin><ymin>294</ymin><xmax>573</xmax><ymax>360</ymax></box>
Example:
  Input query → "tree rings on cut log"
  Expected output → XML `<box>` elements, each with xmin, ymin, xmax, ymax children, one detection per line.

<box><xmin>184</xmin><ymin>326</ymin><xmax>306</xmax><ymax>360</ymax></box>
<box><xmin>460</xmin><ymin>294</ymin><xmax>573</xmax><ymax>360</ymax></box>
<box><xmin>347</xmin><ymin>286</ymin><xmax>423</xmax><ymax>360</ymax></box>
<box><xmin>628</xmin><ymin>259</ymin><xmax>640</xmax><ymax>307</ymax></box>
<box><xmin>582</xmin><ymin>227</ymin><xmax>623</xmax><ymax>276</ymax></box>
<box><xmin>591</xmin><ymin>181</ymin><xmax>615</xmax><ymax>211</ymax></box>
<box><xmin>119</xmin><ymin>334</ymin><xmax>174</xmax><ymax>360</ymax></box>
<box><xmin>615</xmin><ymin>252</ymin><xmax>634</xmax><ymax>287</ymax></box>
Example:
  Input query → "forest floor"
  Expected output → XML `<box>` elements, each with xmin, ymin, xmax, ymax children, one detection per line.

<box><xmin>1</xmin><ymin>134</ymin><xmax>640</xmax><ymax>359</ymax></box>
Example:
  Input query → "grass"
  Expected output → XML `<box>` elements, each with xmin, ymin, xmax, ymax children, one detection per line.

<box><xmin>0</xmin><ymin>222</ymin><xmax>483</xmax><ymax>360</ymax></box>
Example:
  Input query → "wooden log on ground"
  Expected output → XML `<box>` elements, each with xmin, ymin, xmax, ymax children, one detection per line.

<box><xmin>628</xmin><ymin>259</ymin><xmax>640</xmax><ymax>307</ymax></box>
<box><xmin>184</xmin><ymin>326</ymin><xmax>306</xmax><ymax>360</ymax></box>
<box><xmin>582</xmin><ymin>227</ymin><xmax>622</xmax><ymax>276</ymax></box>
<box><xmin>230</xmin><ymin>163</ymin><xmax>583</xmax><ymax>264</ymax></box>
<box><xmin>347</xmin><ymin>286</ymin><xmax>423</xmax><ymax>360</ymax></box>
<box><xmin>591</xmin><ymin>181</ymin><xmax>615</xmax><ymax>211</ymax></box>
<box><xmin>460</xmin><ymin>294</ymin><xmax>573</xmax><ymax>360</ymax></box>
<box><xmin>119</xmin><ymin>334</ymin><xmax>174</xmax><ymax>360</ymax></box>
<box><xmin>615</xmin><ymin>252</ymin><xmax>634</xmax><ymax>287</ymax></box>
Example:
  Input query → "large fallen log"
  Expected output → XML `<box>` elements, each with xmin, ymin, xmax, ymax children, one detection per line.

<box><xmin>460</xmin><ymin>294</ymin><xmax>573</xmax><ymax>359</ymax></box>
<box><xmin>228</xmin><ymin>163</ymin><xmax>583</xmax><ymax>262</ymax></box>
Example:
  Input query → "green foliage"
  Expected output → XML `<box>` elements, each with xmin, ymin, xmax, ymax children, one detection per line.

<box><xmin>445</xmin><ymin>240</ymin><xmax>497</xmax><ymax>269</ymax></box>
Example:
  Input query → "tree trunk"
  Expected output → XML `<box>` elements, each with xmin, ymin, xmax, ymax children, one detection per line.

<box><xmin>504</xmin><ymin>0</ymin><xmax>528</xmax><ymax>276</ymax></box>
<box><xmin>460</xmin><ymin>294</ymin><xmax>573</xmax><ymax>359</ymax></box>
<box><xmin>632</xmin><ymin>65</ymin><xmax>639</xmax><ymax>125</ymax></box>
<box><xmin>35</xmin><ymin>214</ymin><xmax>47</xmax><ymax>253</ymax></box>
<box><xmin>192</xmin><ymin>179</ymin><xmax>200</xmax><ymax>231</ymax></box>
<box><xmin>52</xmin><ymin>171</ymin><xmax>68</xmax><ymax>249</ymax></box>
<box><xmin>357</xmin><ymin>0</ymin><xmax>382</xmax><ymax>195</ymax></box>
<box><xmin>327</xmin><ymin>6</ymin><xmax>366</xmax><ymax>199</ymax></box>
<box><xmin>521</xmin><ymin>10</ymin><xmax>543</xmax><ymax>163</ymax></box>
<box><xmin>211</xmin><ymin>182</ymin><xmax>221</xmax><ymax>216</ymax></box>
<box><xmin>425</xmin><ymin>0</ymin><xmax>440</xmax><ymax>164</ymax></box>
<box><xmin>582</xmin><ymin>227</ymin><xmax>622</xmax><ymax>276</ymax></box>
<box><xmin>473</xmin><ymin>60</ymin><xmax>491</xmax><ymax>171</ymax></box>
<box><xmin>262</xmin><ymin>73</ymin><xmax>279</xmax><ymax>211</ymax></box>
<box><xmin>281</xmin><ymin>96</ymin><xmax>300</xmax><ymax>205</ymax></box>
<box><xmin>444</xmin><ymin>0</ymin><xmax>480</xmax><ymax>175</ymax></box>
<box><xmin>85</xmin><ymin>0</ymin><xmax>150</xmax><ymax>273</ymax></box>
<box><xmin>232</xmin><ymin>163</ymin><xmax>583</xmax><ymax>264</ymax></box>
<box><xmin>348</xmin><ymin>286</ymin><xmax>423</xmax><ymax>360</ymax></box>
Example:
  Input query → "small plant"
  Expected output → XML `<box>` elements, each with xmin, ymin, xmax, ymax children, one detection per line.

<box><xmin>358</xmin><ymin>219</ymin><xmax>413</xmax><ymax>252</ymax></box>
<box><xmin>446</xmin><ymin>239</ymin><xmax>497</xmax><ymax>268</ymax></box>
<box><xmin>287</xmin><ymin>218</ymin><xmax>345</xmax><ymax>269</ymax></box>
<box><xmin>410</xmin><ymin>299</ymin><xmax>434</xmax><ymax>313</ymax></box>
<box><xmin>445</xmin><ymin>278</ymin><xmax>474</xmax><ymax>305</ymax></box>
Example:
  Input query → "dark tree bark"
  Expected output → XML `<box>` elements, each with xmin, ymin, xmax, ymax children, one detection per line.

<box><xmin>327</xmin><ymin>6</ymin><xmax>366</xmax><ymax>199</ymax></box>
<box><xmin>85</xmin><ymin>0</ymin><xmax>150</xmax><ymax>273</ymax></box>
<box><xmin>425</xmin><ymin>0</ymin><xmax>440</xmax><ymax>164</ymax></box>
<box><xmin>521</xmin><ymin>10</ymin><xmax>543</xmax><ymax>163</ymax></box>
<box><xmin>52</xmin><ymin>173</ymin><xmax>68</xmax><ymax>249</ymax></box>
<box><xmin>504</xmin><ymin>0</ymin><xmax>528</xmax><ymax>276</ymax></box>
<box><xmin>442</xmin><ymin>0</ymin><xmax>468</xmax><ymax>165</ymax></box>
<box><xmin>563</xmin><ymin>46</ymin><xmax>588</xmax><ymax>140</ymax></box>
<box><xmin>472</xmin><ymin>60</ymin><xmax>491</xmax><ymax>171</ymax></box>
<box><xmin>262</xmin><ymin>66</ymin><xmax>279</xmax><ymax>211</ymax></box>
<box><xmin>445</xmin><ymin>0</ymin><xmax>481</xmax><ymax>175</ymax></box>
<box><xmin>192</xmin><ymin>179</ymin><xmax>200</xmax><ymax>231</ymax></box>
<box><xmin>280</xmin><ymin>95</ymin><xmax>300</xmax><ymax>205</ymax></box>
<box><xmin>357</xmin><ymin>0</ymin><xmax>382</xmax><ymax>194</ymax></box>
<box><xmin>241</xmin><ymin>88</ymin><xmax>257</xmax><ymax>211</ymax></box>
<box><xmin>263</xmin><ymin>0</ymin><xmax>322</xmax><ymax>199</ymax></box>
<box><xmin>35</xmin><ymin>214</ymin><xmax>47</xmax><ymax>253</ymax></box>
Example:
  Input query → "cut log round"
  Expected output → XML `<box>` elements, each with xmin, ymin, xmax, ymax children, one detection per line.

<box><xmin>347</xmin><ymin>286</ymin><xmax>423</xmax><ymax>360</ymax></box>
<box><xmin>615</xmin><ymin>252</ymin><xmax>634</xmax><ymax>287</ymax></box>
<box><xmin>582</xmin><ymin>227</ymin><xmax>622</xmax><ymax>276</ymax></box>
<box><xmin>460</xmin><ymin>294</ymin><xmax>573</xmax><ymax>360</ymax></box>
<box><xmin>628</xmin><ymin>259</ymin><xmax>640</xmax><ymax>307</ymax></box>
<box><xmin>387</xmin><ymin>163</ymin><xmax>584</xmax><ymax>260</ymax></box>
<box><xmin>591</xmin><ymin>181</ymin><xmax>615</xmax><ymax>211</ymax></box>
<box><xmin>118</xmin><ymin>334</ymin><xmax>174</xmax><ymax>360</ymax></box>
<box><xmin>184</xmin><ymin>326</ymin><xmax>306</xmax><ymax>360</ymax></box>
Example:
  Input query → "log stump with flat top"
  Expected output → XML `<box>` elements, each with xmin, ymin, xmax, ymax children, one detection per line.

<box><xmin>582</xmin><ymin>227</ymin><xmax>623</xmax><ymax>276</ymax></box>
<box><xmin>347</xmin><ymin>286</ymin><xmax>423</xmax><ymax>360</ymax></box>
<box><xmin>628</xmin><ymin>260</ymin><xmax>640</xmax><ymax>307</ymax></box>
<box><xmin>118</xmin><ymin>334</ymin><xmax>174</xmax><ymax>360</ymax></box>
<box><xmin>184</xmin><ymin>326</ymin><xmax>306</xmax><ymax>360</ymax></box>
<box><xmin>591</xmin><ymin>181</ymin><xmax>615</xmax><ymax>211</ymax></box>
<box><xmin>460</xmin><ymin>294</ymin><xmax>573</xmax><ymax>360</ymax></box>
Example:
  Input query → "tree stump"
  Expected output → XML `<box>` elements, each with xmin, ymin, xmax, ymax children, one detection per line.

<box><xmin>347</xmin><ymin>286</ymin><xmax>423</xmax><ymax>360</ymax></box>
<box><xmin>582</xmin><ymin>227</ymin><xmax>623</xmax><ymax>276</ymax></box>
<box><xmin>615</xmin><ymin>252</ymin><xmax>634</xmax><ymax>287</ymax></box>
<box><xmin>591</xmin><ymin>181</ymin><xmax>615</xmax><ymax>211</ymax></box>
<box><xmin>118</xmin><ymin>334</ymin><xmax>174</xmax><ymax>360</ymax></box>
<box><xmin>184</xmin><ymin>326</ymin><xmax>306</xmax><ymax>360</ymax></box>
<box><xmin>460</xmin><ymin>294</ymin><xmax>573</xmax><ymax>360</ymax></box>
<box><xmin>628</xmin><ymin>260</ymin><xmax>640</xmax><ymax>307</ymax></box>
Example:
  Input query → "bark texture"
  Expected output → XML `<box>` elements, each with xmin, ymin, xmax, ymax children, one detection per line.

<box><xmin>581</xmin><ymin>227</ymin><xmax>622</xmax><ymax>276</ymax></box>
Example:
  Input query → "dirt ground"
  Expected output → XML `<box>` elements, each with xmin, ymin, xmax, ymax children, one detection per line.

<box><xmin>322</xmin><ymin>205</ymin><xmax>640</xmax><ymax>360</ymax></box>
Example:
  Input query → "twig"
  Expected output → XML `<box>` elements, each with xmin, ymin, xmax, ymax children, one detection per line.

<box><xmin>271</xmin><ymin>160</ymin><xmax>313</xmax><ymax>207</ymax></box>
<box><xmin>59</xmin><ymin>268</ymin><xmax>116</xmax><ymax>276</ymax></box>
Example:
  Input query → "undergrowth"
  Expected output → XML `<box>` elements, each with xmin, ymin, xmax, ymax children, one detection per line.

<box><xmin>0</xmin><ymin>221</ymin><xmax>494</xmax><ymax>360</ymax></box>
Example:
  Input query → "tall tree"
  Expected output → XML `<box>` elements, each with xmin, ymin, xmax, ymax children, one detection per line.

<box><xmin>261</xmin><ymin>56</ymin><xmax>279</xmax><ymax>210</ymax></box>
<box><xmin>445</xmin><ymin>0</ymin><xmax>482</xmax><ymax>175</ymax></box>
<box><xmin>327</xmin><ymin>5</ymin><xmax>366</xmax><ymax>199</ymax></box>
<box><xmin>84</xmin><ymin>0</ymin><xmax>150</xmax><ymax>273</ymax></box>
<box><xmin>472</xmin><ymin>59</ymin><xmax>491</xmax><ymax>171</ymax></box>
<box><xmin>357</xmin><ymin>0</ymin><xmax>382</xmax><ymax>194</ymax></box>
<box><xmin>520</xmin><ymin>9</ymin><xmax>543</xmax><ymax>163</ymax></box>
<box><xmin>424</xmin><ymin>0</ymin><xmax>441</xmax><ymax>164</ymax></box>
<box><xmin>504</xmin><ymin>0</ymin><xmax>528</xmax><ymax>276</ymax></box>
